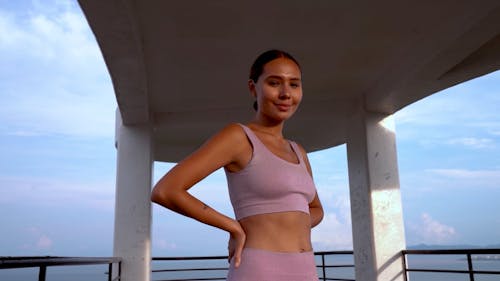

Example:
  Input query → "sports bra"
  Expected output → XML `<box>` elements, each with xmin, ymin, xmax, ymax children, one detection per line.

<box><xmin>225</xmin><ymin>124</ymin><xmax>317</xmax><ymax>220</ymax></box>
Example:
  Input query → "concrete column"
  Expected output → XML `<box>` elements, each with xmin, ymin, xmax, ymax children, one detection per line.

<box><xmin>113</xmin><ymin>110</ymin><xmax>153</xmax><ymax>281</ymax></box>
<box><xmin>346</xmin><ymin>103</ymin><xmax>407</xmax><ymax>281</ymax></box>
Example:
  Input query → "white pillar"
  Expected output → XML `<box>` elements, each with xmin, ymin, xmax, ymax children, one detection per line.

<box><xmin>346</xmin><ymin>103</ymin><xmax>407</xmax><ymax>281</ymax></box>
<box><xmin>113</xmin><ymin>110</ymin><xmax>153</xmax><ymax>281</ymax></box>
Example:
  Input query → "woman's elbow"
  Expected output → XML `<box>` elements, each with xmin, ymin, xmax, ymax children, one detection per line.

<box><xmin>151</xmin><ymin>184</ymin><xmax>175</xmax><ymax>208</ymax></box>
<box><xmin>310</xmin><ymin>207</ymin><xmax>324</xmax><ymax>227</ymax></box>
<box><xmin>150</xmin><ymin>187</ymin><xmax>163</xmax><ymax>204</ymax></box>
<box><xmin>317</xmin><ymin>208</ymin><xmax>324</xmax><ymax>224</ymax></box>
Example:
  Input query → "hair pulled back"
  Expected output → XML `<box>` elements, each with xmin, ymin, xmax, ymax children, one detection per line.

<box><xmin>249</xmin><ymin>49</ymin><xmax>301</xmax><ymax>83</ymax></box>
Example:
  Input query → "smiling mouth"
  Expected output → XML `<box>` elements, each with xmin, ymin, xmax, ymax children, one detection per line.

<box><xmin>275</xmin><ymin>104</ymin><xmax>291</xmax><ymax>111</ymax></box>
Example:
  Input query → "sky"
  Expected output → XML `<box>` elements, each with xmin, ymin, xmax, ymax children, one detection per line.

<box><xmin>1</xmin><ymin>0</ymin><xmax>499</xmax><ymax>257</ymax></box>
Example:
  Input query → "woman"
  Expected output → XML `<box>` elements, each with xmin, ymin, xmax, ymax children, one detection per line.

<box><xmin>151</xmin><ymin>50</ymin><xmax>323</xmax><ymax>280</ymax></box>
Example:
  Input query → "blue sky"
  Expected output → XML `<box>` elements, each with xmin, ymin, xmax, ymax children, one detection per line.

<box><xmin>1</xmin><ymin>0</ymin><xmax>499</xmax><ymax>257</ymax></box>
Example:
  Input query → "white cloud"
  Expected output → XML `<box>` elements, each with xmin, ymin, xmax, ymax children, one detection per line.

<box><xmin>27</xmin><ymin>226</ymin><xmax>43</xmax><ymax>235</ymax></box>
<box><xmin>6</xmin><ymin>130</ymin><xmax>45</xmax><ymax>137</ymax></box>
<box><xmin>394</xmin><ymin>97</ymin><xmax>456</xmax><ymax>127</ymax></box>
<box><xmin>312</xmin><ymin>212</ymin><xmax>353</xmax><ymax>250</ymax></box>
<box><xmin>465</xmin><ymin>121</ymin><xmax>500</xmax><ymax>136</ymax></box>
<box><xmin>0</xmin><ymin>2</ymin><xmax>99</xmax><ymax>66</ymax></box>
<box><xmin>0</xmin><ymin>175</ymin><xmax>115</xmax><ymax>210</ymax></box>
<box><xmin>401</xmin><ymin>136</ymin><xmax>497</xmax><ymax>150</ymax></box>
<box><xmin>417</xmin><ymin>169</ymin><xmax>500</xmax><ymax>191</ymax></box>
<box><xmin>2</xmin><ymin>86</ymin><xmax>116</xmax><ymax>138</ymax></box>
<box><xmin>311</xmin><ymin>193</ymin><xmax>353</xmax><ymax>250</ymax></box>
<box><xmin>154</xmin><ymin>239</ymin><xmax>178</xmax><ymax>250</ymax></box>
<box><xmin>397</xmin><ymin>71</ymin><xmax>500</xmax><ymax>125</ymax></box>
<box><xmin>427</xmin><ymin>168</ymin><xmax>500</xmax><ymax>180</ymax></box>
<box><xmin>37</xmin><ymin>235</ymin><xmax>53</xmax><ymax>250</ymax></box>
<box><xmin>21</xmin><ymin>227</ymin><xmax>54</xmax><ymax>251</ymax></box>
<box><xmin>408</xmin><ymin>213</ymin><xmax>456</xmax><ymax>244</ymax></box>
<box><xmin>446</xmin><ymin>137</ymin><xmax>495</xmax><ymax>149</ymax></box>
<box><xmin>0</xmin><ymin>2</ymin><xmax>116</xmax><ymax>138</ymax></box>
<box><xmin>0</xmin><ymin>11</ymin><xmax>23</xmax><ymax>46</ymax></box>
<box><xmin>394</xmin><ymin>70</ymin><xmax>500</xmax><ymax>144</ymax></box>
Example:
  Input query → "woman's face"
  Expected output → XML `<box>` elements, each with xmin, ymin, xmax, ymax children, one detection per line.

<box><xmin>249</xmin><ymin>58</ymin><xmax>302</xmax><ymax>123</ymax></box>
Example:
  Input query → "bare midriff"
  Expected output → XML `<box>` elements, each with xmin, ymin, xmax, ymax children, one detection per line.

<box><xmin>239</xmin><ymin>211</ymin><xmax>312</xmax><ymax>253</ymax></box>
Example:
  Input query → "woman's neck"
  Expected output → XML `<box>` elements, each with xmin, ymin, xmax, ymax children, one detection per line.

<box><xmin>249</xmin><ymin>116</ymin><xmax>285</xmax><ymax>138</ymax></box>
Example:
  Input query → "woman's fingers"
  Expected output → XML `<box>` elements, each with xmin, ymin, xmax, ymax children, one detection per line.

<box><xmin>228</xmin><ymin>244</ymin><xmax>234</xmax><ymax>263</ymax></box>
<box><xmin>227</xmin><ymin>221</ymin><xmax>246</xmax><ymax>268</ymax></box>
<box><xmin>232</xmin><ymin>237</ymin><xmax>244</xmax><ymax>268</ymax></box>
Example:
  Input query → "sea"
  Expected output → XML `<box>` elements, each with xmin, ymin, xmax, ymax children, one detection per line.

<box><xmin>0</xmin><ymin>256</ymin><xmax>499</xmax><ymax>281</ymax></box>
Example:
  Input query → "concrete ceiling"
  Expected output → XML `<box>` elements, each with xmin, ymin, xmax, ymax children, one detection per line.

<box><xmin>78</xmin><ymin>0</ymin><xmax>500</xmax><ymax>162</ymax></box>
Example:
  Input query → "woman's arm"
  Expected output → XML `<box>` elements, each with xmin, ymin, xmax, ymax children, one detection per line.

<box><xmin>309</xmin><ymin>193</ymin><xmax>324</xmax><ymax>228</ymax></box>
<box><xmin>296</xmin><ymin>143</ymin><xmax>324</xmax><ymax>228</ymax></box>
<box><xmin>151</xmin><ymin>123</ymin><xmax>249</xmax><ymax>266</ymax></box>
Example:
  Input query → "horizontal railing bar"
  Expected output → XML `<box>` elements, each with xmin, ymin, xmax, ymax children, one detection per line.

<box><xmin>152</xmin><ymin>251</ymin><xmax>356</xmax><ymax>280</ymax></box>
<box><xmin>317</xmin><ymin>264</ymin><xmax>355</xmax><ymax>268</ymax></box>
<box><xmin>154</xmin><ymin>277</ymin><xmax>226</xmax><ymax>281</ymax></box>
<box><xmin>407</xmin><ymin>268</ymin><xmax>480</xmax><ymax>274</ymax></box>
<box><xmin>402</xmin><ymin>249</ymin><xmax>500</xmax><ymax>281</ymax></box>
<box><xmin>153</xmin><ymin>267</ymin><xmax>228</xmax><ymax>272</ymax></box>
<box><xmin>153</xmin><ymin>256</ymin><xmax>227</xmax><ymax>261</ymax></box>
<box><xmin>153</xmin><ymin>265</ymin><xmax>356</xmax><ymax>271</ymax></box>
<box><xmin>319</xmin><ymin>277</ymin><xmax>356</xmax><ymax>281</ymax></box>
<box><xmin>0</xmin><ymin>256</ymin><xmax>122</xmax><ymax>269</ymax></box>
<box><xmin>152</xmin><ymin>251</ymin><xmax>354</xmax><ymax>261</ymax></box>
<box><xmin>403</xmin><ymin>248</ymin><xmax>500</xmax><ymax>255</ymax></box>
<box><xmin>6</xmin><ymin>249</ymin><xmax>499</xmax><ymax>281</ymax></box>
<box><xmin>315</xmin><ymin>251</ymin><xmax>354</xmax><ymax>255</ymax></box>
<box><xmin>407</xmin><ymin>268</ymin><xmax>500</xmax><ymax>274</ymax></box>
<box><xmin>470</xmin><ymin>271</ymin><xmax>500</xmax><ymax>275</ymax></box>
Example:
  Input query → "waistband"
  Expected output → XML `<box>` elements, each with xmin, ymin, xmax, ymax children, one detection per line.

<box><xmin>227</xmin><ymin>247</ymin><xmax>319</xmax><ymax>280</ymax></box>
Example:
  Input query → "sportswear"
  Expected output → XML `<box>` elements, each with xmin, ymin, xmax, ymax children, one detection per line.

<box><xmin>225</xmin><ymin>124</ymin><xmax>316</xmax><ymax>220</ymax></box>
<box><xmin>226</xmin><ymin>247</ymin><xmax>319</xmax><ymax>281</ymax></box>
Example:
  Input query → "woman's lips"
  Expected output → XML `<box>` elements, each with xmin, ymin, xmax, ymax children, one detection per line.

<box><xmin>275</xmin><ymin>103</ymin><xmax>291</xmax><ymax>111</ymax></box>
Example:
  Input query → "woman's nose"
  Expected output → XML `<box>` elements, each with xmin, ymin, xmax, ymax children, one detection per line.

<box><xmin>279</xmin><ymin>86</ymin><xmax>291</xmax><ymax>98</ymax></box>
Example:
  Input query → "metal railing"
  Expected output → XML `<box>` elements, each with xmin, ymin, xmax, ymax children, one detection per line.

<box><xmin>3</xmin><ymin>248</ymin><xmax>499</xmax><ymax>281</ymax></box>
<box><xmin>402</xmin><ymin>248</ymin><xmax>500</xmax><ymax>281</ymax></box>
<box><xmin>0</xmin><ymin>256</ymin><xmax>122</xmax><ymax>281</ymax></box>
<box><xmin>152</xmin><ymin>255</ymin><xmax>227</xmax><ymax>281</ymax></box>
<box><xmin>152</xmin><ymin>251</ymin><xmax>355</xmax><ymax>281</ymax></box>
<box><xmin>315</xmin><ymin>251</ymin><xmax>355</xmax><ymax>281</ymax></box>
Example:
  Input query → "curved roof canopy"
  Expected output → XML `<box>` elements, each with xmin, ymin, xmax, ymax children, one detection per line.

<box><xmin>78</xmin><ymin>0</ymin><xmax>500</xmax><ymax>162</ymax></box>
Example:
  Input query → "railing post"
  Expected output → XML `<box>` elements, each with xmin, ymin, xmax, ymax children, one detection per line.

<box><xmin>321</xmin><ymin>253</ymin><xmax>326</xmax><ymax>280</ymax></box>
<box><xmin>467</xmin><ymin>254</ymin><xmax>475</xmax><ymax>281</ymax></box>
<box><xmin>38</xmin><ymin>266</ymin><xmax>46</xmax><ymax>281</ymax></box>
<box><xmin>108</xmin><ymin>263</ymin><xmax>113</xmax><ymax>281</ymax></box>
<box><xmin>401</xmin><ymin>251</ymin><xmax>408</xmax><ymax>281</ymax></box>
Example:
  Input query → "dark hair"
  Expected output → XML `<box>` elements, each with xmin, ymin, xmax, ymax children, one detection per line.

<box><xmin>249</xmin><ymin>49</ymin><xmax>301</xmax><ymax>83</ymax></box>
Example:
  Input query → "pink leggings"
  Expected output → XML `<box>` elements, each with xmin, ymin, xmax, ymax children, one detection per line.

<box><xmin>226</xmin><ymin>248</ymin><xmax>319</xmax><ymax>281</ymax></box>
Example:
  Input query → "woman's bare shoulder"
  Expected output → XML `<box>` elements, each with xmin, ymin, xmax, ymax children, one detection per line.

<box><xmin>213</xmin><ymin>123</ymin><xmax>252</xmax><ymax>172</ymax></box>
<box><xmin>167</xmin><ymin>123</ymin><xmax>250</xmax><ymax>180</ymax></box>
<box><xmin>194</xmin><ymin>122</ymin><xmax>250</xmax><ymax>162</ymax></box>
<box><xmin>214</xmin><ymin>123</ymin><xmax>247</xmax><ymax>144</ymax></box>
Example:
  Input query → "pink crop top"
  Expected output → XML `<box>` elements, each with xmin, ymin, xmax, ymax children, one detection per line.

<box><xmin>225</xmin><ymin>124</ymin><xmax>317</xmax><ymax>220</ymax></box>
